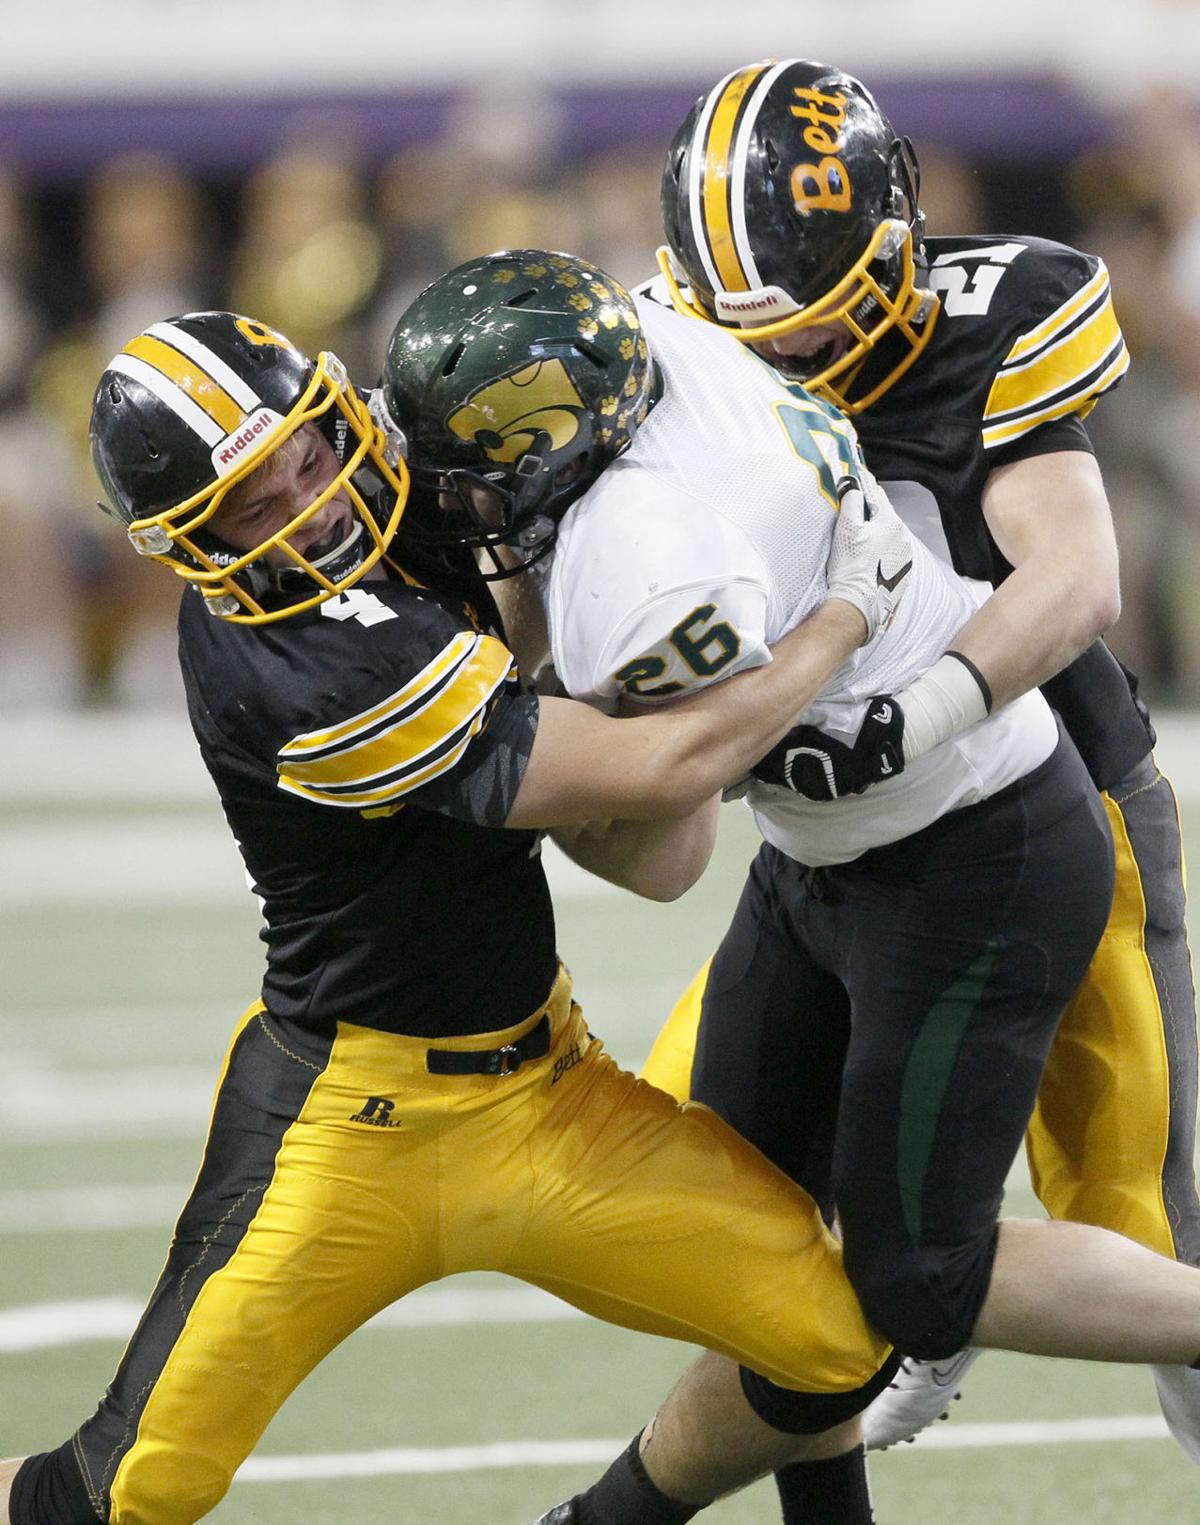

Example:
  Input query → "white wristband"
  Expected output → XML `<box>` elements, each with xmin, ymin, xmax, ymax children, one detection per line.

<box><xmin>895</xmin><ymin>653</ymin><xmax>991</xmax><ymax>764</ymax></box>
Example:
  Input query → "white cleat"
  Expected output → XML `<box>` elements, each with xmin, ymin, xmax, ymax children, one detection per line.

<box><xmin>862</xmin><ymin>1348</ymin><xmax>983</xmax><ymax>1451</ymax></box>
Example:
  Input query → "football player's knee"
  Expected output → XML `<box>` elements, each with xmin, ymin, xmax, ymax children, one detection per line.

<box><xmin>841</xmin><ymin>1227</ymin><xmax>998</xmax><ymax>1360</ymax></box>
<box><xmin>739</xmin><ymin>1353</ymin><xmax>902</xmax><ymax>1433</ymax></box>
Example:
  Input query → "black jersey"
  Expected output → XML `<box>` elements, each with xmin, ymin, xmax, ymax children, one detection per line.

<box><xmin>177</xmin><ymin>567</ymin><xmax>556</xmax><ymax>1040</ymax></box>
<box><xmin>852</xmin><ymin>233</ymin><xmax>1152</xmax><ymax>790</ymax></box>
<box><xmin>638</xmin><ymin>236</ymin><xmax>1153</xmax><ymax>790</ymax></box>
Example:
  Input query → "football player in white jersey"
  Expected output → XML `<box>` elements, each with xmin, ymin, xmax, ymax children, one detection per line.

<box><xmin>382</xmin><ymin>250</ymin><xmax>1200</xmax><ymax>1525</ymax></box>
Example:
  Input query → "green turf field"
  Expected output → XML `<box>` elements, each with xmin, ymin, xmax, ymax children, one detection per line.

<box><xmin>3</xmin><ymin>724</ymin><xmax>1199</xmax><ymax>1523</ymax></box>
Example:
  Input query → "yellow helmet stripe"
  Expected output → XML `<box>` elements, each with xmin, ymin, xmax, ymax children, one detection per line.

<box><xmin>122</xmin><ymin>334</ymin><xmax>247</xmax><ymax>435</ymax></box>
<box><xmin>106</xmin><ymin>353</ymin><xmax>227</xmax><ymax>447</ymax></box>
<box><xmin>728</xmin><ymin>59</ymin><xmax>798</xmax><ymax>291</ymax></box>
<box><xmin>695</xmin><ymin>63</ymin><xmax>771</xmax><ymax>295</ymax></box>
<box><xmin>145</xmin><ymin>320</ymin><xmax>263</xmax><ymax>409</ymax></box>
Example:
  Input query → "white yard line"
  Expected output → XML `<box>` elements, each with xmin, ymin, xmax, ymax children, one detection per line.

<box><xmin>0</xmin><ymin>1287</ymin><xmax>586</xmax><ymax>1351</ymax></box>
<box><xmin>0</xmin><ymin>1297</ymin><xmax>1173</xmax><ymax>1472</ymax></box>
<box><xmin>0</xmin><ymin>1068</ymin><xmax>217</xmax><ymax>1140</ymax></box>
<box><xmin>233</xmin><ymin>1416</ymin><xmax>1173</xmax><ymax>1482</ymax></box>
<box><xmin>0</xmin><ymin>1184</ymin><xmax>191</xmax><ymax>1230</ymax></box>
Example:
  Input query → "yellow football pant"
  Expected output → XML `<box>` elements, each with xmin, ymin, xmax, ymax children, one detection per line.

<box><xmin>100</xmin><ymin>966</ymin><xmax>889</xmax><ymax>1525</ymax></box>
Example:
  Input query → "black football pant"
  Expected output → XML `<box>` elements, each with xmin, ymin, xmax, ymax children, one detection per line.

<box><xmin>692</xmin><ymin>732</ymin><xmax>1115</xmax><ymax>1360</ymax></box>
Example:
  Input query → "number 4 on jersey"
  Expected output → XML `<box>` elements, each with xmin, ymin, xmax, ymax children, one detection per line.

<box><xmin>320</xmin><ymin>589</ymin><xmax>397</xmax><ymax>627</ymax></box>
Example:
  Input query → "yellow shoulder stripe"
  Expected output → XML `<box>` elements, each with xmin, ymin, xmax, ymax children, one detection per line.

<box><xmin>276</xmin><ymin>633</ymin><xmax>516</xmax><ymax>804</ymax></box>
<box><xmin>280</xmin><ymin>632</ymin><xmax>479</xmax><ymax>758</ymax></box>
<box><xmin>982</xmin><ymin>346</ymin><xmax>1129</xmax><ymax>449</ymax></box>
<box><xmin>1003</xmin><ymin>267</ymin><xmax>1108</xmax><ymax>364</ymax></box>
<box><xmin>983</xmin><ymin>291</ymin><xmax>1126</xmax><ymax>434</ymax></box>
<box><xmin>277</xmin><ymin>723</ymin><xmax>485</xmax><ymax>809</ymax></box>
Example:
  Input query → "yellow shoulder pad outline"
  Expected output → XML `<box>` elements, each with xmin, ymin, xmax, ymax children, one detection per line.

<box><xmin>982</xmin><ymin>265</ymin><xmax>1129</xmax><ymax>450</ymax></box>
<box><xmin>276</xmin><ymin>631</ymin><xmax>516</xmax><ymax>807</ymax></box>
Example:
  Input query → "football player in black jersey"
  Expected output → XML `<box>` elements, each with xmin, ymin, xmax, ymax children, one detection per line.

<box><xmin>606</xmin><ymin>54</ymin><xmax>1200</xmax><ymax>1515</ymax></box>
<box><xmin>1</xmin><ymin>305</ymin><xmax>924</xmax><ymax>1525</ymax></box>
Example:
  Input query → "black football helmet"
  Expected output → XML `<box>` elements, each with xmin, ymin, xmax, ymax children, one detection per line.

<box><xmin>90</xmin><ymin>311</ymin><xmax>410</xmax><ymax>623</ymax></box>
<box><xmin>658</xmin><ymin>58</ymin><xmax>939</xmax><ymax>413</ymax></box>
<box><xmin>381</xmin><ymin>249</ymin><xmax>656</xmax><ymax>576</ymax></box>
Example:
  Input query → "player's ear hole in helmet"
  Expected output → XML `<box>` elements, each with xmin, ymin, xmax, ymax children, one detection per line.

<box><xmin>90</xmin><ymin>311</ymin><xmax>410</xmax><ymax>624</ymax></box>
<box><xmin>379</xmin><ymin>249</ymin><xmax>659</xmax><ymax>579</ymax></box>
<box><xmin>656</xmin><ymin>58</ymin><xmax>939</xmax><ymax>414</ymax></box>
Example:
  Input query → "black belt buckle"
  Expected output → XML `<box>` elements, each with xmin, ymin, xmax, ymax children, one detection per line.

<box><xmin>426</xmin><ymin>1014</ymin><xmax>552</xmax><ymax>1077</ymax></box>
<box><xmin>491</xmin><ymin>1043</ymin><xmax>521</xmax><ymax>1077</ymax></box>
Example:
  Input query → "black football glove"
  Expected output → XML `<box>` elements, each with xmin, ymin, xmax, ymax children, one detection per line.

<box><xmin>752</xmin><ymin>696</ymin><xmax>906</xmax><ymax>801</ymax></box>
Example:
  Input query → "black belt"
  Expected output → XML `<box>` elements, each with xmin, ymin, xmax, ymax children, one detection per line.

<box><xmin>426</xmin><ymin>1014</ymin><xmax>552</xmax><ymax>1077</ymax></box>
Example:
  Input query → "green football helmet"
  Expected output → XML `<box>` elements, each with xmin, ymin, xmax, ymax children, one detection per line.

<box><xmin>381</xmin><ymin>249</ymin><xmax>656</xmax><ymax>575</ymax></box>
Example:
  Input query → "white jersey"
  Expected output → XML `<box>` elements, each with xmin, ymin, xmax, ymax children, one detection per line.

<box><xmin>544</xmin><ymin>297</ymin><xmax>1058</xmax><ymax>865</ymax></box>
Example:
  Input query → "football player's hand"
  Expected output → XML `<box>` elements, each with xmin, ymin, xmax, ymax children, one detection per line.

<box><xmin>751</xmin><ymin>695</ymin><xmax>906</xmax><ymax>801</ymax></box>
<box><xmin>824</xmin><ymin>473</ymin><xmax>914</xmax><ymax>643</ymax></box>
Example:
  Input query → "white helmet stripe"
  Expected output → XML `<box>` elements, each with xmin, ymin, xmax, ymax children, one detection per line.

<box><xmin>730</xmin><ymin>59</ymin><xmax>796</xmax><ymax>294</ymax></box>
<box><xmin>145</xmin><ymin>321</ymin><xmax>263</xmax><ymax>411</ymax></box>
<box><xmin>687</xmin><ymin>66</ymin><xmax>741</xmax><ymax>298</ymax></box>
<box><xmin>107</xmin><ymin>354</ymin><xmax>226</xmax><ymax>447</ymax></box>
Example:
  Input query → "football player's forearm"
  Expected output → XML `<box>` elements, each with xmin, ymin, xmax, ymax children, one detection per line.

<box><xmin>947</xmin><ymin>558</ymin><xmax>1117</xmax><ymax>713</ymax></box>
<box><xmin>505</xmin><ymin>600</ymin><xmax>862</xmax><ymax>828</ymax></box>
<box><xmin>663</xmin><ymin>598</ymin><xmax>867</xmax><ymax>791</ymax></box>
<box><xmin>488</xmin><ymin>565</ymin><xmax>552</xmax><ymax>675</ymax></box>
<box><xmin>551</xmin><ymin>797</ymin><xmax>720</xmax><ymax>902</ymax></box>
<box><xmin>970</xmin><ymin>448</ymin><xmax>1121</xmax><ymax>711</ymax></box>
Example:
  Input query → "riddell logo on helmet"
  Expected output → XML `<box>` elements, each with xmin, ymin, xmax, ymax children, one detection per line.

<box><xmin>211</xmin><ymin>409</ymin><xmax>284</xmax><ymax>477</ymax></box>
<box><xmin>719</xmin><ymin>292</ymin><xmax>789</xmax><ymax>314</ymax></box>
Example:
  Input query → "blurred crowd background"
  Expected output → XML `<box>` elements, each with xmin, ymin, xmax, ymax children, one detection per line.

<box><xmin>4</xmin><ymin>63</ymin><xmax>1200</xmax><ymax>712</ymax></box>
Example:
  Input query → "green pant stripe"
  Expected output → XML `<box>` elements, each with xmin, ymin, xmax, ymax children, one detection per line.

<box><xmin>897</xmin><ymin>944</ymin><xmax>1000</xmax><ymax>1243</ymax></box>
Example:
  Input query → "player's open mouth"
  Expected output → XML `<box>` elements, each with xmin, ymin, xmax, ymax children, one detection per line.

<box><xmin>773</xmin><ymin>332</ymin><xmax>851</xmax><ymax>380</ymax></box>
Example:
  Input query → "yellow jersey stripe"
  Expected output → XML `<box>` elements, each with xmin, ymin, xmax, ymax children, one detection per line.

<box><xmin>984</xmin><ymin>296</ymin><xmax>1125</xmax><ymax>427</ymax></box>
<box><xmin>122</xmin><ymin>335</ymin><xmax>247</xmax><ymax>434</ymax></box>
<box><xmin>982</xmin><ymin>347</ymin><xmax>1129</xmax><ymax>448</ymax></box>
<box><xmin>279</xmin><ymin>632</ymin><xmax>480</xmax><ymax>759</ymax></box>
<box><xmin>1003</xmin><ymin>268</ymin><xmax>1108</xmax><ymax>363</ymax></box>
<box><xmin>277</xmin><ymin>637</ymin><xmax>515</xmax><ymax>790</ymax></box>
<box><xmin>703</xmin><ymin>65</ymin><xmax>769</xmax><ymax>295</ymax></box>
